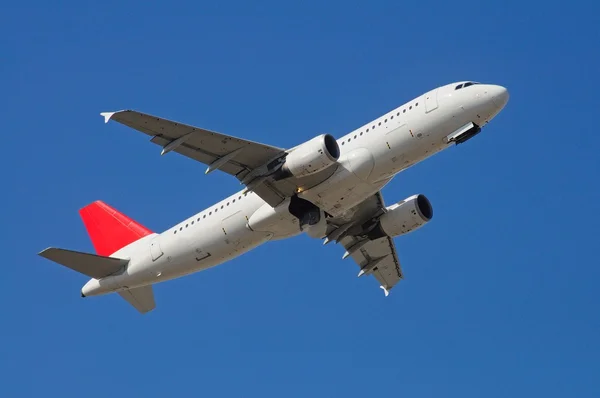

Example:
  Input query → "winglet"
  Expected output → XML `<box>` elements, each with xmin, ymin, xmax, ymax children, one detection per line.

<box><xmin>380</xmin><ymin>286</ymin><xmax>390</xmax><ymax>297</ymax></box>
<box><xmin>100</xmin><ymin>111</ymin><xmax>119</xmax><ymax>124</ymax></box>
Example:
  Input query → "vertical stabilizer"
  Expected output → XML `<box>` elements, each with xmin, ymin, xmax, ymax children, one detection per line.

<box><xmin>79</xmin><ymin>201</ymin><xmax>153</xmax><ymax>256</ymax></box>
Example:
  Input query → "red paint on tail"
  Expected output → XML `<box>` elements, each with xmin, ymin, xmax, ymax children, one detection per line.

<box><xmin>79</xmin><ymin>201</ymin><xmax>153</xmax><ymax>256</ymax></box>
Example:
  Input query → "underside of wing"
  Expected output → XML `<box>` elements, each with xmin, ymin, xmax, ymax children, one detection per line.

<box><xmin>324</xmin><ymin>191</ymin><xmax>403</xmax><ymax>295</ymax></box>
<box><xmin>102</xmin><ymin>110</ymin><xmax>284</xmax><ymax>178</ymax></box>
<box><xmin>339</xmin><ymin>235</ymin><xmax>403</xmax><ymax>294</ymax></box>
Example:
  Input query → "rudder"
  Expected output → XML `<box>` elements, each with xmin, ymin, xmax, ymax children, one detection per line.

<box><xmin>79</xmin><ymin>201</ymin><xmax>153</xmax><ymax>256</ymax></box>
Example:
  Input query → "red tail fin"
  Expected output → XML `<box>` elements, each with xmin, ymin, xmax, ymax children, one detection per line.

<box><xmin>79</xmin><ymin>201</ymin><xmax>153</xmax><ymax>257</ymax></box>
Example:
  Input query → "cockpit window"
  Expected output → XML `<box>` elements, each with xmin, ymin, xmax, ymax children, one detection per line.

<box><xmin>455</xmin><ymin>81</ymin><xmax>480</xmax><ymax>90</ymax></box>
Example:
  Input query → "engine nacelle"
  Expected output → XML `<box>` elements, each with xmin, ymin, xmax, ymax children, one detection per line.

<box><xmin>367</xmin><ymin>194</ymin><xmax>433</xmax><ymax>239</ymax></box>
<box><xmin>274</xmin><ymin>134</ymin><xmax>340</xmax><ymax>179</ymax></box>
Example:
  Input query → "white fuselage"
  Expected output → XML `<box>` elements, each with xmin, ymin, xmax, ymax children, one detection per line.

<box><xmin>82</xmin><ymin>81</ymin><xmax>508</xmax><ymax>296</ymax></box>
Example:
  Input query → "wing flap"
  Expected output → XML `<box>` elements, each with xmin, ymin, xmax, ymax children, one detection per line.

<box><xmin>39</xmin><ymin>247</ymin><xmax>128</xmax><ymax>279</ymax></box>
<box><xmin>370</xmin><ymin>238</ymin><xmax>404</xmax><ymax>289</ymax></box>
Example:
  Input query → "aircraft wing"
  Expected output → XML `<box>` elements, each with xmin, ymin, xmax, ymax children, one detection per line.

<box><xmin>101</xmin><ymin>109</ymin><xmax>284</xmax><ymax>176</ymax></box>
<box><xmin>325</xmin><ymin>191</ymin><xmax>403</xmax><ymax>295</ymax></box>
<box><xmin>101</xmin><ymin>110</ymin><xmax>336</xmax><ymax>207</ymax></box>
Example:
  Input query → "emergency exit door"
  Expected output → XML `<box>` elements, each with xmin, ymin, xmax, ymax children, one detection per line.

<box><xmin>425</xmin><ymin>89</ymin><xmax>438</xmax><ymax>113</ymax></box>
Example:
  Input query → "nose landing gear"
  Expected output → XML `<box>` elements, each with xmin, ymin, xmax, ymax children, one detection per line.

<box><xmin>445</xmin><ymin>122</ymin><xmax>482</xmax><ymax>145</ymax></box>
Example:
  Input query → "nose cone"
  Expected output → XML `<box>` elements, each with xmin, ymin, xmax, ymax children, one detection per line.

<box><xmin>491</xmin><ymin>85</ymin><xmax>509</xmax><ymax>110</ymax></box>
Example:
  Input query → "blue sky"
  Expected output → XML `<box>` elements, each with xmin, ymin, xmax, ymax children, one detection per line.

<box><xmin>2</xmin><ymin>1</ymin><xmax>599</xmax><ymax>396</ymax></box>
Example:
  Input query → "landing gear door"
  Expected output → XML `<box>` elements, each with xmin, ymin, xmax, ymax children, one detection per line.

<box><xmin>425</xmin><ymin>89</ymin><xmax>438</xmax><ymax>113</ymax></box>
<box><xmin>150</xmin><ymin>236</ymin><xmax>164</xmax><ymax>261</ymax></box>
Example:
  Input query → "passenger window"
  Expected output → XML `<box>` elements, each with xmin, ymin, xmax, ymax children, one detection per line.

<box><xmin>384</xmin><ymin>119</ymin><xmax>387</xmax><ymax>123</ymax></box>
<box><xmin>397</xmin><ymin>112</ymin><xmax>400</xmax><ymax>116</ymax></box>
<box><xmin>415</xmin><ymin>102</ymin><xmax>418</xmax><ymax>106</ymax></box>
<box><xmin>366</xmin><ymin>128</ymin><xmax>369</xmax><ymax>132</ymax></box>
<box><xmin>203</xmin><ymin>215</ymin><xmax>206</xmax><ymax>218</ymax></box>
<box><xmin>391</xmin><ymin>116</ymin><xmax>394</xmax><ymax>119</ymax></box>
<box><xmin>174</xmin><ymin>230</ymin><xmax>177</xmax><ymax>234</ymax></box>
<box><xmin>209</xmin><ymin>212</ymin><xmax>212</xmax><ymax>215</ymax></box>
<box><xmin>403</xmin><ymin>109</ymin><xmax>406</xmax><ymax>113</ymax></box>
<box><xmin>191</xmin><ymin>221</ymin><xmax>194</xmax><ymax>225</ymax></box>
<box><xmin>354</xmin><ymin>135</ymin><xmax>357</xmax><ymax>139</ymax></box>
<box><xmin>360</xmin><ymin>132</ymin><xmax>363</xmax><ymax>136</ymax></box>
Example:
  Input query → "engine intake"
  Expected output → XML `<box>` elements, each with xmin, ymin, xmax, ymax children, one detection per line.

<box><xmin>273</xmin><ymin>134</ymin><xmax>340</xmax><ymax>180</ymax></box>
<box><xmin>367</xmin><ymin>194</ymin><xmax>433</xmax><ymax>239</ymax></box>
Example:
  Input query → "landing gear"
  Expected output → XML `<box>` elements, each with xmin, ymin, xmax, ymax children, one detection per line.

<box><xmin>288</xmin><ymin>195</ymin><xmax>322</xmax><ymax>228</ymax></box>
<box><xmin>454</xmin><ymin>124</ymin><xmax>481</xmax><ymax>144</ymax></box>
<box><xmin>445</xmin><ymin>122</ymin><xmax>482</xmax><ymax>145</ymax></box>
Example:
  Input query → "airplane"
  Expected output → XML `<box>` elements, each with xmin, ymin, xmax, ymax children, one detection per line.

<box><xmin>39</xmin><ymin>81</ymin><xmax>509</xmax><ymax>313</ymax></box>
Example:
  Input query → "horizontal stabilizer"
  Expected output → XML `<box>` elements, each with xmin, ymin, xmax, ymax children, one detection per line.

<box><xmin>39</xmin><ymin>247</ymin><xmax>128</xmax><ymax>279</ymax></box>
<box><xmin>118</xmin><ymin>285</ymin><xmax>156</xmax><ymax>313</ymax></box>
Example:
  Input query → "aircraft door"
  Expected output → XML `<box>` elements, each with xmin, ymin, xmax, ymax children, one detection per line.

<box><xmin>425</xmin><ymin>89</ymin><xmax>438</xmax><ymax>113</ymax></box>
<box><xmin>150</xmin><ymin>236</ymin><xmax>164</xmax><ymax>261</ymax></box>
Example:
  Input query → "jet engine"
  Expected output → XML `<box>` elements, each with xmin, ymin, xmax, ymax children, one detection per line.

<box><xmin>367</xmin><ymin>194</ymin><xmax>433</xmax><ymax>239</ymax></box>
<box><xmin>273</xmin><ymin>134</ymin><xmax>340</xmax><ymax>180</ymax></box>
